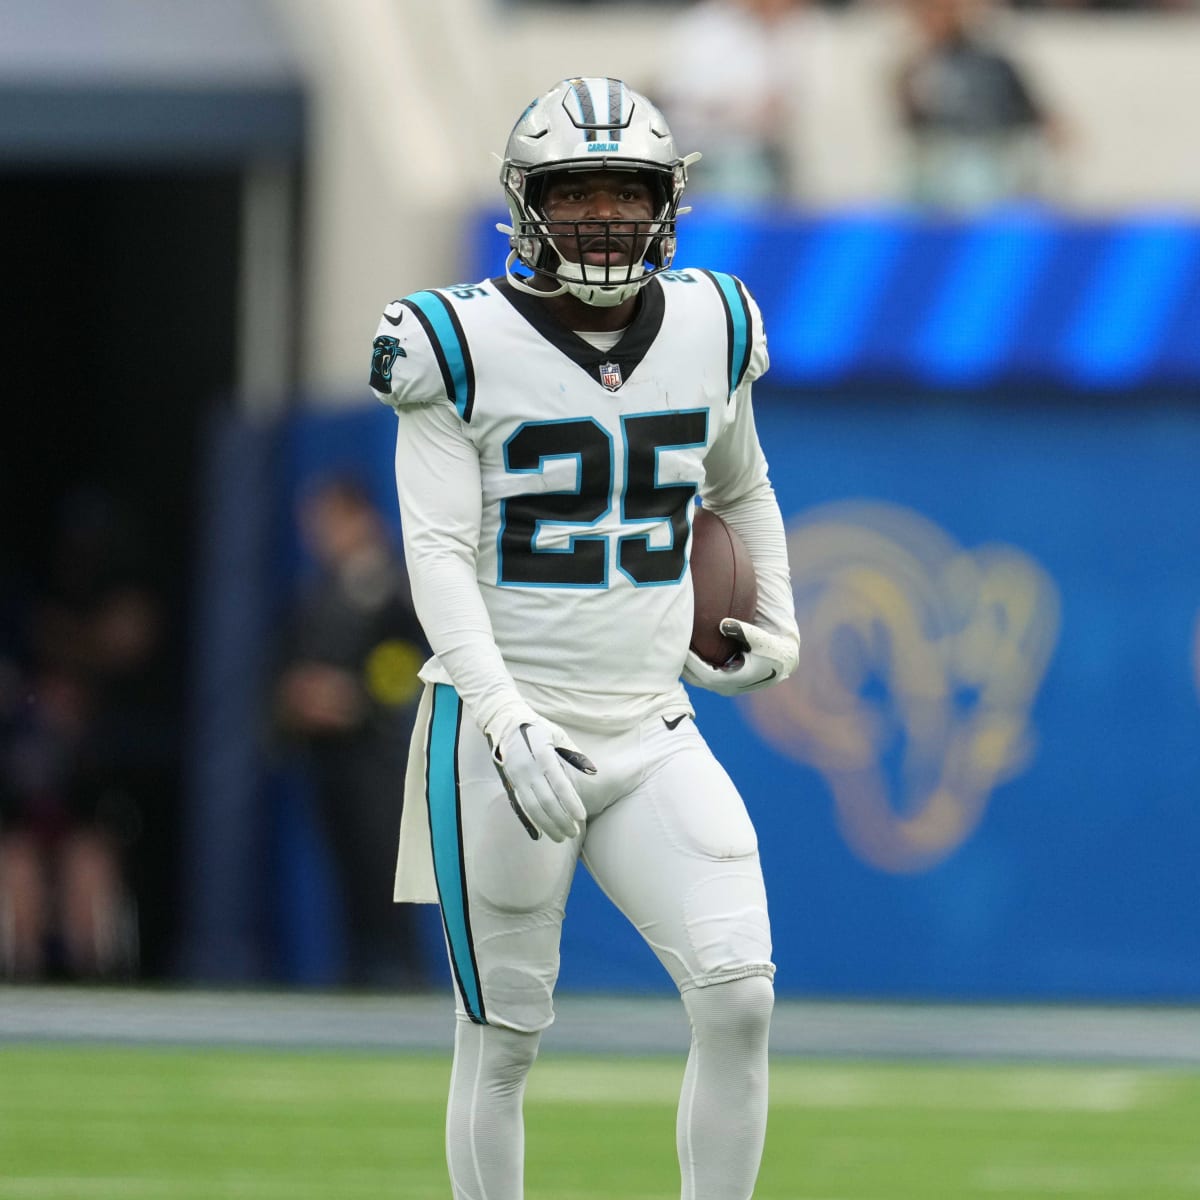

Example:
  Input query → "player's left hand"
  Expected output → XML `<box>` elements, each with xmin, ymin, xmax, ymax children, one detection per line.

<box><xmin>489</xmin><ymin>715</ymin><xmax>595</xmax><ymax>843</ymax></box>
<box><xmin>682</xmin><ymin>618</ymin><xmax>798</xmax><ymax>696</ymax></box>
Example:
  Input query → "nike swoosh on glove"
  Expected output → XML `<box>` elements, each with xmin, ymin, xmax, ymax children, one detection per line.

<box><xmin>487</xmin><ymin>708</ymin><xmax>596</xmax><ymax>842</ymax></box>
<box><xmin>682</xmin><ymin>618</ymin><xmax>799</xmax><ymax>697</ymax></box>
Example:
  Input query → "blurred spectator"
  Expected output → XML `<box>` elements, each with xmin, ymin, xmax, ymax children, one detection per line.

<box><xmin>274</xmin><ymin>476</ymin><xmax>429</xmax><ymax>989</ymax></box>
<box><xmin>654</xmin><ymin>0</ymin><xmax>828</xmax><ymax>203</ymax></box>
<box><xmin>895</xmin><ymin>0</ymin><xmax>1066</xmax><ymax>209</ymax></box>
<box><xmin>505</xmin><ymin>0</ymin><xmax>1192</xmax><ymax>10</ymax></box>
<box><xmin>1011</xmin><ymin>0</ymin><xmax>1193</xmax><ymax>9</ymax></box>
<box><xmin>0</xmin><ymin>488</ymin><xmax>160</xmax><ymax>981</ymax></box>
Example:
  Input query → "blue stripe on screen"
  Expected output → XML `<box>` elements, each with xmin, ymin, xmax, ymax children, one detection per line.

<box><xmin>1161</xmin><ymin>262</ymin><xmax>1200</xmax><ymax>380</ymax></box>
<box><xmin>675</xmin><ymin>211</ymin><xmax>751</xmax><ymax>281</ymax></box>
<box><xmin>772</xmin><ymin>217</ymin><xmax>905</xmax><ymax>382</ymax></box>
<box><xmin>1060</xmin><ymin>222</ymin><xmax>1197</xmax><ymax>388</ymax></box>
<box><xmin>916</xmin><ymin>215</ymin><xmax>1053</xmax><ymax>386</ymax></box>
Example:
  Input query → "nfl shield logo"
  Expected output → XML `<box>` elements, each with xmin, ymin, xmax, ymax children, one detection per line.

<box><xmin>598</xmin><ymin>361</ymin><xmax>624</xmax><ymax>391</ymax></box>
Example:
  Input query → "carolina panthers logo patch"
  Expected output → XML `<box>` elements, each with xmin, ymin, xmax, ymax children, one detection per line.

<box><xmin>370</xmin><ymin>334</ymin><xmax>406</xmax><ymax>393</ymax></box>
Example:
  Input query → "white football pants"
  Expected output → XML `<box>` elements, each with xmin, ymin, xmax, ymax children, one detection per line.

<box><xmin>409</xmin><ymin>683</ymin><xmax>776</xmax><ymax>1199</ymax></box>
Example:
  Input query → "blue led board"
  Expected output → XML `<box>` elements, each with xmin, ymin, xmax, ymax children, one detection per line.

<box><xmin>469</xmin><ymin>206</ymin><xmax>1200</xmax><ymax>393</ymax></box>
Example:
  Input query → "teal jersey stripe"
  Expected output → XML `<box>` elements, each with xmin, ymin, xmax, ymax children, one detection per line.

<box><xmin>427</xmin><ymin>683</ymin><xmax>485</xmax><ymax>1023</ymax></box>
<box><xmin>709</xmin><ymin>271</ymin><xmax>752</xmax><ymax>395</ymax></box>
<box><xmin>404</xmin><ymin>291</ymin><xmax>473</xmax><ymax>420</ymax></box>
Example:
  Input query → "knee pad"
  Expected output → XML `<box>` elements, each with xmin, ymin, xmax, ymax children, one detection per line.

<box><xmin>684</xmin><ymin>973</ymin><xmax>775</xmax><ymax>1044</ymax></box>
<box><xmin>455</xmin><ymin>1018</ymin><xmax>541</xmax><ymax>1095</ymax></box>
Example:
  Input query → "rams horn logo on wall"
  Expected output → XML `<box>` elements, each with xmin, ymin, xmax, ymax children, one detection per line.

<box><xmin>598</xmin><ymin>361</ymin><xmax>623</xmax><ymax>391</ymax></box>
<box><xmin>748</xmin><ymin>500</ymin><xmax>1060</xmax><ymax>874</ymax></box>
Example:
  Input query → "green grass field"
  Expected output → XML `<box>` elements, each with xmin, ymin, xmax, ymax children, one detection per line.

<box><xmin>3</xmin><ymin>1044</ymin><xmax>1200</xmax><ymax>1199</ymax></box>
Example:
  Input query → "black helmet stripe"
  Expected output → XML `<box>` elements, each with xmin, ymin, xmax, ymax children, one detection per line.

<box><xmin>567</xmin><ymin>77</ymin><xmax>626</xmax><ymax>142</ymax></box>
<box><xmin>569</xmin><ymin>77</ymin><xmax>598</xmax><ymax>141</ymax></box>
<box><xmin>608</xmin><ymin>79</ymin><xmax>622</xmax><ymax>140</ymax></box>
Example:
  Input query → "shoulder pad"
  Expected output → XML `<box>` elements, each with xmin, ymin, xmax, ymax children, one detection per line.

<box><xmin>369</xmin><ymin>288</ymin><xmax>477</xmax><ymax>421</ymax></box>
<box><xmin>670</xmin><ymin>269</ymin><xmax>768</xmax><ymax>394</ymax></box>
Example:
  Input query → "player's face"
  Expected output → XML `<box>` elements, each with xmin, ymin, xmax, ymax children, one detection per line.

<box><xmin>541</xmin><ymin>170</ymin><xmax>657</xmax><ymax>268</ymax></box>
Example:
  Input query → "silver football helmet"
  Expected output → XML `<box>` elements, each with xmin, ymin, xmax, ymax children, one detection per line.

<box><xmin>498</xmin><ymin>77</ymin><xmax>700</xmax><ymax>307</ymax></box>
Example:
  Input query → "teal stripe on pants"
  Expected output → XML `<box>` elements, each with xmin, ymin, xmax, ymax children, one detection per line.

<box><xmin>427</xmin><ymin>683</ymin><xmax>485</xmax><ymax>1023</ymax></box>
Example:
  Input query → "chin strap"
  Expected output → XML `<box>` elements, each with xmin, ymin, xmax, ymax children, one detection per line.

<box><xmin>500</xmin><ymin>245</ymin><xmax>568</xmax><ymax>299</ymax></box>
<box><xmin>563</xmin><ymin>275</ymin><xmax>644</xmax><ymax>308</ymax></box>
<box><xmin>499</xmin><ymin>236</ymin><xmax>646</xmax><ymax>307</ymax></box>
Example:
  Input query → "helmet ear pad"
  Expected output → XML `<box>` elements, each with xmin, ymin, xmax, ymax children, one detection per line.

<box><xmin>518</xmin><ymin>174</ymin><xmax>561</xmax><ymax>274</ymax></box>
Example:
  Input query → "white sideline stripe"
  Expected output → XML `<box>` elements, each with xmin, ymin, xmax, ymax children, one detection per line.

<box><xmin>530</xmin><ymin>1190</ymin><xmax>873</xmax><ymax>1199</ymax></box>
<box><xmin>1</xmin><ymin>1170</ymin><xmax>402</xmax><ymax>1199</ymax></box>
<box><xmin>527</xmin><ymin>1194</ymin><xmax>674</xmax><ymax>1200</ymax></box>
<box><xmin>975</xmin><ymin>1162</ymin><xmax>1200</xmax><ymax>1193</ymax></box>
<box><xmin>525</xmin><ymin>1061</ymin><xmax>1163</xmax><ymax>1112</ymax></box>
<box><xmin>209</xmin><ymin>1060</ymin><xmax>1166</xmax><ymax>1115</ymax></box>
<box><xmin>0</xmin><ymin>1186</ymin><xmax>674</xmax><ymax>1200</ymax></box>
<box><xmin>523</xmin><ymin>1194</ymin><xmax>865</xmax><ymax>1200</ymax></box>
<box><xmin>768</xmin><ymin>1066</ymin><xmax>1156</xmax><ymax>1112</ymax></box>
<box><xmin>0</xmin><ymin>1182</ymin><xmax>239</xmax><ymax>1199</ymax></box>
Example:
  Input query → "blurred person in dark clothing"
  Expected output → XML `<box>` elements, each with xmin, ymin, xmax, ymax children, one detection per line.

<box><xmin>896</xmin><ymin>0</ymin><xmax>1065</xmax><ymax>208</ymax></box>
<box><xmin>0</xmin><ymin>665</ymin><xmax>135</xmax><ymax>978</ymax></box>
<box><xmin>0</xmin><ymin>489</ymin><xmax>159</xmax><ymax>980</ymax></box>
<box><xmin>275</xmin><ymin>476</ymin><xmax>430</xmax><ymax>989</ymax></box>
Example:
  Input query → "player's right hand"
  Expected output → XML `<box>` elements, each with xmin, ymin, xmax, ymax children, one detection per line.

<box><xmin>682</xmin><ymin>619</ymin><xmax>799</xmax><ymax>696</ymax></box>
<box><xmin>488</xmin><ymin>714</ymin><xmax>596</xmax><ymax>842</ymax></box>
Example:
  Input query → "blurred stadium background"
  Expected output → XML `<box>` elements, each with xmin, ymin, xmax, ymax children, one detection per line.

<box><xmin>2</xmin><ymin>0</ymin><xmax>1200</xmax><ymax>1195</ymax></box>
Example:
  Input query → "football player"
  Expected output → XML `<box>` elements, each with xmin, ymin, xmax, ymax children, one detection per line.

<box><xmin>371</xmin><ymin>77</ymin><xmax>799</xmax><ymax>1200</ymax></box>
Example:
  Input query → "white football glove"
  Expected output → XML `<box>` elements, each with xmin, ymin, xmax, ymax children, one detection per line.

<box><xmin>486</xmin><ymin>705</ymin><xmax>596</xmax><ymax>842</ymax></box>
<box><xmin>682</xmin><ymin>618</ymin><xmax>799</xmax><ymax>697</ymax></box>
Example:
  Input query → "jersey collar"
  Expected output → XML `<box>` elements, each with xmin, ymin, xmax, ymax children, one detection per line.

<box><xmin>493</xmin><ymin>275</ymin><xmax>666</xmax><ymax>392</ymax></box>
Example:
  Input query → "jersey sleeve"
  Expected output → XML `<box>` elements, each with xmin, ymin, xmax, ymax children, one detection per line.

<box><xmin>741</xmin><ymin>281</ymin><xmax>769</xmax><ymax>387</ymax></box>
<box><xmin>700</xmin><ymin>279</ymin><xmax>796</xmax><ymax>649</ymax></box>
<box><xmin>370</xmin><ymin>290</ymin><xmax>476</xmax><ymax>418</ymax></box>
<box><xmin>393</xmin><ymin>401</ymin><xmax>528</xmax><ymax>737</ymax></box>
<box><xmin>701</xmin><ymin>276</ymin><xmax>771</xmax><ymax>509</ymax></box>
<box><xmin>701</xmin><ymin>270</ymin><xmax>769</xmax><ymax>395</ymax></box>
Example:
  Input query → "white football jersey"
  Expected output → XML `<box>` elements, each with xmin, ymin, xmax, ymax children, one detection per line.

<box><xmin>371</xmin><ymin>269</ymin><xmax>780</xmax><ymax>732</ymax></box>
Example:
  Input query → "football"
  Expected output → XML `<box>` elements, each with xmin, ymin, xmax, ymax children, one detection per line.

<box><xmin>689</xmin><ymin>506</ymin><xmax>758</xmax><ymax>666</ymax></box>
